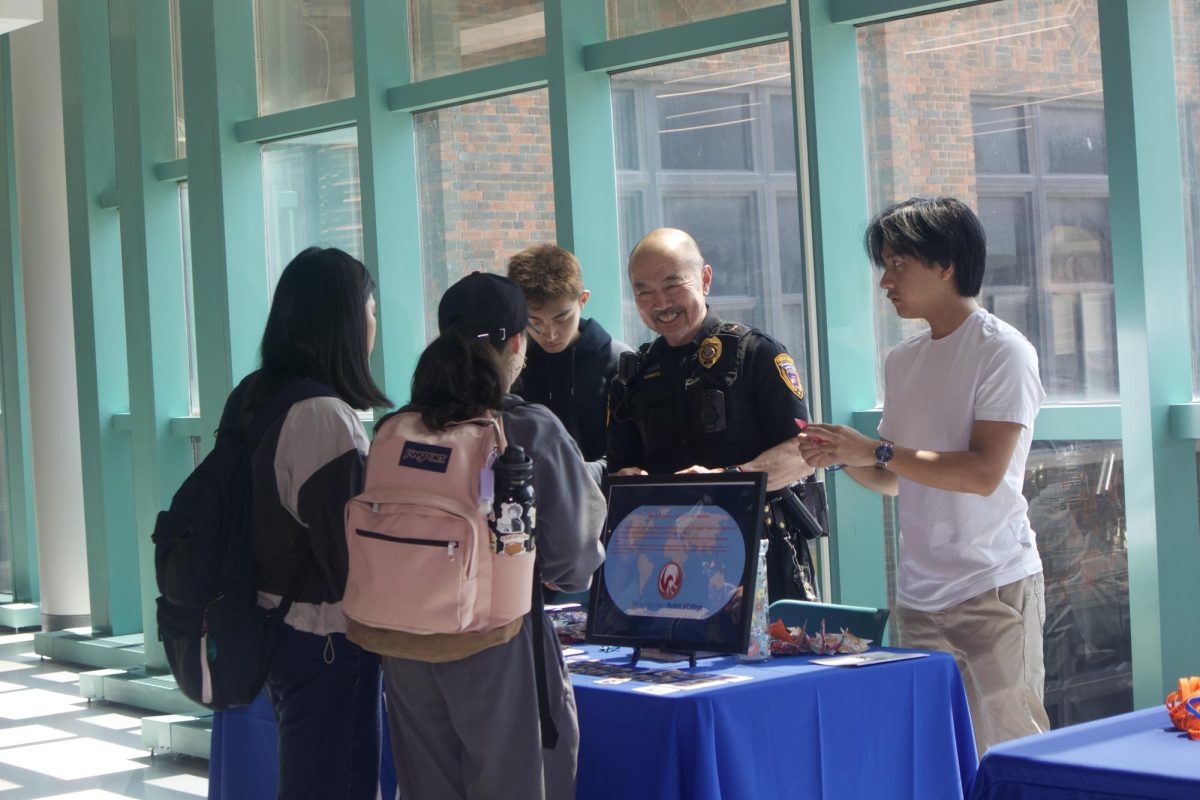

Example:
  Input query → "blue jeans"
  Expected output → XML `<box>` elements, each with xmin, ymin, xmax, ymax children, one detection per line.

<box><xmin>266</xmin><ymin>626</ymin><xmax>381</xmax><ymax>800</ymax></box>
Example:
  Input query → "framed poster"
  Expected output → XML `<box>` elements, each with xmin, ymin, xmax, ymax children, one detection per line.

<box><xmin>586</xmin><ymin>472</ymin><xmax>767</xmax><ymax>656</ymax></box>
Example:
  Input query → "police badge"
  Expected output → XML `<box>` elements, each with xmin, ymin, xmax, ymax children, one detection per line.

<box><xmin>698</xmin><ymin>336</ymin><xmax>722</xmax><ymax>369</ymax></box>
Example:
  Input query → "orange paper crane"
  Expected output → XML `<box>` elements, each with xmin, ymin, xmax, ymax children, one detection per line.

<box><xmin>1165</xmin><ymin>676</ymin><xmax>1200</xmax><ymax>740</ymax></box>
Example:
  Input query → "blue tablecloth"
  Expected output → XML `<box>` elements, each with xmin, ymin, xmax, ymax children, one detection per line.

<box><xmin>209</xmin><ymin>647</ymin><xmax>975</xmax><ymax>799</ymax></box>
<box><xmin>572</xmin><ymin>648</ymin><xmax>976</xmax><ymax>800</ymax></box>
<box><xmin>970</xmin><ymin>706</ymin><xmax>1200</xmax><ymax>800</ymax></box>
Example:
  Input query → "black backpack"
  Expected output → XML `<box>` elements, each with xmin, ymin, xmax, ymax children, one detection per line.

<box><xmin>153</xmin><ymin>376</ymin><xmax>335</xmax><ymax>710</ymax></box>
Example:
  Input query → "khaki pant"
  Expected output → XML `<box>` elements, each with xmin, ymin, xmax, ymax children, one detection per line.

<box><xmin>894</xmin><ymin>573</ymin><xmax>1051</xmax><ymax>757</ymax></box>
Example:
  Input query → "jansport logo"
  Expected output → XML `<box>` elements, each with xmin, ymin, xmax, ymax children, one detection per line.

<box><xmin>399</xmin><ymin>442</ymin><xmax>452</xmax><ymax>472</ymax></box>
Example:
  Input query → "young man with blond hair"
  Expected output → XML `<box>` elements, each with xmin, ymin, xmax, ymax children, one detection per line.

<box><xmin>507</xmin><ymin>243</ymin><xmax>630</xmax><ymax>483</ymax></box>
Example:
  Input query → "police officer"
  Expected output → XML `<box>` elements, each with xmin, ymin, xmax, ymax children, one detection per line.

<box><xmin>608</xmin><ymin>227</ymin><xmax>824</xmax><ymax>602</ymax></box>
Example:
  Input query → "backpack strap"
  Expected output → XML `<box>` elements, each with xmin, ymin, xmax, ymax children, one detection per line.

<box><xmin>531</xmin><ymin>565</ymin><xmax>559</xmax><ymax>749</ymax></box>
<box><xmin>244</xmin><ymin>379</ymin><xmax>338</xmax><ymax>452</ymax></box>
<box><xmin>243</xmin><ymin>379</ymin><xmax>338</xmax><ymax>618</ymax></box>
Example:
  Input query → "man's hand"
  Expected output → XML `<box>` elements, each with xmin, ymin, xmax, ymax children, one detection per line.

<box><xmin>797</xmin><ymin>423</ymin><xmax>877</xmax><ymax>468</ymax></box>
<box><xmin>675</xmin><ymin>464</ymin><xmax>721</xmax><ymax>475</ymax></box>
<box><xmin>614</xmin><ymin>466</ymin><xmax>649</xmax><ymax>477</ymax></box>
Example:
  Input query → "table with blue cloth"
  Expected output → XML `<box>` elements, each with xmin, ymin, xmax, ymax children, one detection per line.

<box><xmin>571</xmin><ymin>647</ymin><xmax>976</xmax><ymax>800</ymax></box>
<box><xmin>970</xmin><ymin>706</ymin><xmax>1200</xmax><ymax>800</ymax></box>
<box><xmin>209</xmin><ymin>646</ymin><xmax>976</xmax><ymax>799</ymax></box>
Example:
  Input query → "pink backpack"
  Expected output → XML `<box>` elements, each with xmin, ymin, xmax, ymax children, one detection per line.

<box><xmin>343</xmin><ymin>411</ymin><xmax>535</xmax><ymax>635</ymax></box>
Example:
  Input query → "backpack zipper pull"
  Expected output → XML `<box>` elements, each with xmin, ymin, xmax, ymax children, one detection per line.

<box><xmin>371</xmin><ymin>502</ymin><xmax>379</xmax><ymax>513</ymax></box>
<box><xmin>447</xmin><ymin>541</ymin><xmax>458</xmax><ymax>558</ymax></box>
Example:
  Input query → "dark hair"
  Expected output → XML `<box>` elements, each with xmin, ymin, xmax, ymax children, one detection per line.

<box><xmin>864</xmin><ymin>197</ymin><xmax>987</xmax><ymax>297</ymax></box>
<box><xmin>252</xmin><ymin>246</ymin><xmax>391</xmax><ymax>411</ymax></box>
<box><xmin>400</xmin><ymin>330</ymin><xmax>507</xmax><ymax>431</ymax></box>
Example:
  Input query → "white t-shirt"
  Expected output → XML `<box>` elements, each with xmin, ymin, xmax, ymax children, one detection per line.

<box><xmin>879</xmin><ymin>308</ymin><xmax>1045</xmax><ymax>612</ymax></box>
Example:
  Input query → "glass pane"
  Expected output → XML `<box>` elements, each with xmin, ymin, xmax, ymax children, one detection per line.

<box><xmin>1042</xmin><ymin>105</ymin><xmax>1107</xmax><ymax>175</ymax></box>
<box><xmin>179</xmin><ymin>183</ymin><xmax>199</xmax><ymax>416</ymax></box>
<box><xmin>778</xmin><ymin>194</ymin><xmax>803</xmax><ymax>294</ymax></box>
<box><xmin>1173</xmin><ymin>0</ymin><xmax>1200</xmax><ymax>396</ymax></box>
<box><xmin>415</xmin><ymin>90</ymin><xmax>554</xmax><ymax>340</ymax></box>
<box><xmin>0</xmin><ymin>371</ymin><xmax>10</xmax><ymax>596</ymax></box>
<box><xmin>611</xmin><ymin>42</ymin><xmax>810</xmax><ymax>379</ymax></box>
<box><xmin>261</xmin><ymin>128</ymin><xmax>363</xmax><ymax>297</ymax></box>
<box><xmin>1028</xmin><ymin>441</ymin><xmax>1131</xmax><ymax>727</ymax></box>
<box><xmin>859</xmin><ymin>0</ymin><xmax>1116</xmax><ymax>404</ymax></box>
<box><xmin>972</xmin><ymin>102</ymin><xmax>1027</xmax><ymax>175</ymax></box>
<box><xmin>613</xmin><ymin>88</ymin><xmax>639</xmax><ymax>171</ymax></box>
<box><xmin>658</xmin><ymin>90</ymin><xmax>754</xmax><ymax>171</ymax></box>
<box><xmin>169</xmin><ymin>0</ymin><xmax>185</xmax><ymax>158</ymax></box>
<box><xmin>771</xmin><ymin>93</ymin><xmax>796</xmax><ymax>173</ymax></box>
<box><xmin>881</xmin><ymin>439</ymin><xmax>1132</xmax><ymax>727</ymax></box>
<box><xmin>409</xmin><ymin>0</ymin><xmax>545</xmax><ymax>82</ymax></box>
<box><xmin>606</xmin><ymin>0</ymin><xmax>778</xmax><ymax>39</ymax></box>
<box><xmin>254</xmin><ymin>0</ymin><xmax>355</xmax><ymax>116</ymax></box>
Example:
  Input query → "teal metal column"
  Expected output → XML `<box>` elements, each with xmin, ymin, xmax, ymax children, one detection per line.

<box><xmin>544</xmin><ymin>0</ymin><xmax>623</xmax><ymax>333</ymax></box>
<box><xmin>58</xmin><ymin>1</ymin><xmax>138</xmax><ymax>633</ymax></box>
<box><xmin>351</xmin><ymin>0</ymin><xmax>419</xmax><ymax>402</ymax></box>
<box><xmin>109</xmin><ymin>0</ymin><xmax>195</xmax><ymax>663</ymax></box>
<box><xmin>0</xmin><ymin>37</ymin><xmax>37</xmax><ymax>603</ymax></box>
<box><xmin>1097</xmin><ymin>0</ymin><xmax>1200</xmax><ymax>706</ymax></box>
<box><xmin>796</xmin><ymin>0</ymin><xmax>885</xmax><ymax>607</ymax></box>
<box><xmin>179</xmin><ymin>0</ymin><xmax>267</xmax><ymax>427</ymax></box>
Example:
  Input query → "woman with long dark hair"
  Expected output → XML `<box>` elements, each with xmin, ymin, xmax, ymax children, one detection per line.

<box><xmin>247</xmin><ymin>246</ymin><xmax>389</xmax><ymax>798</ymax></box>
<box><xmin>347</xmin><ymin>272</ymin><xmax>606</xmax><ymax>800</ymax></box>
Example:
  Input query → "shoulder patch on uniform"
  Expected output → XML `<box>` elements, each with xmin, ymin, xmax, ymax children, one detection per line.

<box><xmin>698</xmin><ymin>336</ymin><xmax>722</xmax><ymax>369</ymax></box>
<box><xmin>774</xmin><ymin>354</ymin><xmax>805</xmax><ymax>400</ymax></box>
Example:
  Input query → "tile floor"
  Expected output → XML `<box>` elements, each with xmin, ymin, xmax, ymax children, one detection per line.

<box><xmin>0</xmin><ymin>632</ymin><xmax>208</xmax><ymax>799</ymax></box>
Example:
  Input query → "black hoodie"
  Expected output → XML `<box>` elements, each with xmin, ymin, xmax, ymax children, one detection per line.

<box><xmin>514</xmin><ymin>318</ymin><xmax>631</xmax><ymax>479</ymax></box>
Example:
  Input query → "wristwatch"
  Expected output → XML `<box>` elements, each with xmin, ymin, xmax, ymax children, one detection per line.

<box><xmin>874</xmin><ymin>440</ymin><xmax>894</xmax><ymax>469</ymax></box>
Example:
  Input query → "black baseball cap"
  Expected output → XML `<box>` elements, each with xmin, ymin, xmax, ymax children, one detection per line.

<box><xmin>438</xmin><ymin>271</ymin><xmax>529</xmax><ymax>343</ymax></box>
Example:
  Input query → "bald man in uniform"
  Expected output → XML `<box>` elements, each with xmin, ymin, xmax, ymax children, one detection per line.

<box><xmin>607</xmin><ymin>228</ymin><xmax>824</xmax><ymax>602</ymax></box>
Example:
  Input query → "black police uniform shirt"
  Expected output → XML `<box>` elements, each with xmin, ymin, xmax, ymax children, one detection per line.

<box><xmin>607</xmin><ymin>309</ymin><xmax>810</xmax><ymax>473</ymax></box>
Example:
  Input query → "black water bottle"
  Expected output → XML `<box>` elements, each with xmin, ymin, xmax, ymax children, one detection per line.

<box><xmin>490</xmin><ymin>445</ymin><xmax>536</xmax><ymax>555</ymax></box>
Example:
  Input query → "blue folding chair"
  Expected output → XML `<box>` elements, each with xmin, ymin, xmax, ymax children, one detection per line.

<box><xmin>768</xmin><ymin>599</ymin><xmax>890</xmax><ymax>643</ymax></box>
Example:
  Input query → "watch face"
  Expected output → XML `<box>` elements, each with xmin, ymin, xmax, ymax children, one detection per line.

<box><xmin>874</xmin><ymin>441</ymin><xmax>894</xmax><ymax>465</ymax></box>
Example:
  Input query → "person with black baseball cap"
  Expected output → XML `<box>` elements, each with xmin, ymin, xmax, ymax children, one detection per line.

<box><xmin>354</xmin><ymin>271</ymin><xmax>606</xmax><ymax>800</ymax></box>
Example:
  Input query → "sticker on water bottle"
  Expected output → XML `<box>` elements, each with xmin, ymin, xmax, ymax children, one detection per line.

<box><xmin>495</xmin><ymin>501</ymin><xmax>533</xmax><ymax>555</ymax></box>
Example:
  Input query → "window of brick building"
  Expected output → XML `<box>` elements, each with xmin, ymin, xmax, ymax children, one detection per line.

<box><xmin>610</xmin><ymin>42</ymin><xmax>811</xmax><ymax>387</ymax></box>
<box><xmin>859</xmin><ymin>1</ymin><xmax>1115</xmax><ymax>404</ymax></box>
<box><xmin>859</xmin><ymin>0</ymin><xmax>1130</xmax><ymax>729</ymax></box>
<box><xmin>606</xmin><ymin>0</ymin><xmax>779</xmax><ymax>39</ymax></box>
<box><xmin>254</xmin><ymin>0</ymin><xmax>355</xmax><ymax>116</ymax></box>
<box><xmin>261</xmin><ymin>127</ymin><xmax>364</xmax><ymax>297</ymax></box>
<box><xmin>414</xmin><ymin>90</ymin><xmax>555</xmax><ymax>340</ymax></box>
<box><xmin>409</xmin><ymin>0</ymin><xmax>546</xmax><ymax>82</ymax></box>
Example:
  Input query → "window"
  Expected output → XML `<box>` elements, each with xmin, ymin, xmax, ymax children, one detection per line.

<box><xmin>885</xmin><ymin>439</ymin><xmax>1132</xmax><ymax>727</ymax></box>
<box><xmin>261</xmin><ymin>128</ymin><xmax>363</xmax><ymax>296</ymax></box>
<box><xmin>254</xmin><ymin>0</ymin><xmax>355</xmax><ymax>116</ymax></box>
<box><xmin>409</xmin><ymin>0</ymin><xmax>545</xmax><ymax>82</ymax></box>
<box><xmin>179</xmin><ymin>183</ymin><xmax>198</xmax><ymax>416</ymax></box>
<box><xmin>1172</xmin><ymin>0</ymin><xmax>1200</xmax><ymax>396</ymax></box>
<box><xmin>611</xmin><ymin>43</ymin><xmax>811</xmax><ymax>388</ymax></box>
<box><xmin>859</xmin><ymin>1</ymin><xmax>1115</xmax><ymax>404</ymax></box>
<box><xmin>606</xmin><ymin>0</ymin><xmax>779</xmax><ymax>39</ymax></box>
<box><xmin>414</xmin><ymin>90</ymin><xmax>555</xmax><ymax>339</ymax></box>
<box><xmin>169</xmin><ymin>0</ymin><xmax>185</xmax><ymax>157</ymax></box>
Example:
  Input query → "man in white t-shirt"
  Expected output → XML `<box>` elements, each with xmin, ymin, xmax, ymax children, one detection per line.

<box><xmin>798</xmin><ymin>196</ymin><xmax>1050</xmax><ymax>755</ymax></box>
